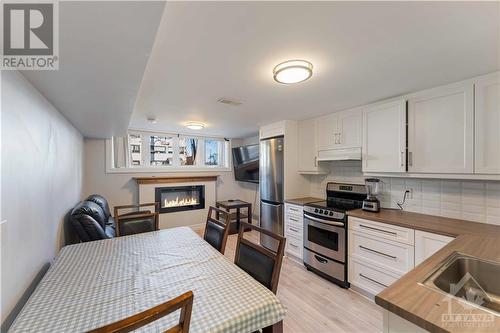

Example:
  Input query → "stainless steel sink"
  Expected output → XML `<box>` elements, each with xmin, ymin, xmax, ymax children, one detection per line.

<box><xmin>422</xmin><ymin>252</ymin><xmax>500</xmax><ymax>315</ymax></box>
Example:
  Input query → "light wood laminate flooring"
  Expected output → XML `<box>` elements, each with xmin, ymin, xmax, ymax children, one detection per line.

<box><xmin>192</xmin><ymin>226</ymin><xmax>383</xmax><ymax>333</ymax></box>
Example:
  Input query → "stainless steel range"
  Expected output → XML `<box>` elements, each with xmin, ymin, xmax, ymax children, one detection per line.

<box><xmin>303</xmin><ymin>182</ymin><xmax>366</xmax><ymax>288</ymax></box>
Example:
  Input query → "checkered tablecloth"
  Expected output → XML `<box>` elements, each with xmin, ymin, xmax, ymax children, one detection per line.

<box><xmin>8</xmin><ymin>227</ymin><xmax>286</xmax><ymax>333</ymax></box>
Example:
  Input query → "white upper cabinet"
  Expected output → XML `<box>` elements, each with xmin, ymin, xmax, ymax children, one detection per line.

<box><xmin>407</xmin><ymin>81</ymin><xmax>474</xmax><ymax>174</ymax></box>
<box><xmin>316</xmin><ymin>113</ymin><xmax>338</xmax><ymax>151</ymax></box>
<box><xmin>475</xmin><ymin>73</ymin><xmax>500</xmax><ymax>174</ymax></box>
<box><xmin>337</xmin><ymin>108</ymin><xmax>362</xmax><ymax>149</ymax></box>
<box><xmin>298</xmin><ymin>118</ymin><xmax>326</xmax><ymax>174</ymax></box>
<box><xmin>363</xmin><ymin>99</ymin><xmax>406</xmax><ymax>173</ymax></box>
<box><xmin>316</xmin><ymin>108</ymin><xmax>362</xmax><ymax>152</ymax></box>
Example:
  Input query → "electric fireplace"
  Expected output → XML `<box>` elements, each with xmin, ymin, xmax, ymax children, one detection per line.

<box><xmin>155</xmin><ymin>185</ymin><xmax>205</xmax><ymax>214</ymax></box>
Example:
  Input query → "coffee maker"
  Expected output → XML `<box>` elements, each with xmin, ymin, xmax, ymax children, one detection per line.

<box><xmin>362</xmin><ymin>178</ymin><xmax>381</xmax><ymax>212</ymax></box>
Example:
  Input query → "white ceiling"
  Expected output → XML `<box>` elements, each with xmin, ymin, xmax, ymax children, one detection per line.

<box><xmin>131</xmin><ymin>1</ymin><xmax>500</xmax><ymax>139</ymax></box>
<box><xmin>22</xmin><ymin>1</ymin><xmax>165</xmax><ymax>138</ymax></box>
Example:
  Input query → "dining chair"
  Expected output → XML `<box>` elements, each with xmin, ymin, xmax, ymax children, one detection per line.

<box><xmin>114</xmin><ymin>202</ymin><xmax>160</xmax><ymax>237</ymax></box>
<box><xmin>87</xmin><ymin>291</ymin><xmax>194</xmax><ymax>333</ymax></box>
<box><xmin>234</xmin><ymin>222</ymin><xmax>286</xmax><ymax>294</ymax></box>
<box><xmin>203</xmin><ymin>206</ymin><xmax>230</xmax><ymax>254</ymax></box>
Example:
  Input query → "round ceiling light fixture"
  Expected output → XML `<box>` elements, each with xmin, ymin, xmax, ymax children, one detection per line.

<box><xmin>273</xmin><ymin>60</ymin><xmax>313</xmax><ymax>84</ymax></box>
<box><xmin>185</xmin><ymin>121</ymin><xmax>205</xmax><ymax>130</ymax></box>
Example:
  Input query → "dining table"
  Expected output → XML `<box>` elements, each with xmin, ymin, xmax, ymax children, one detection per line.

<box><xmin>8</xmin><ymin>227</ymin><xmax>286</xmax><ymax>333</ymax></box>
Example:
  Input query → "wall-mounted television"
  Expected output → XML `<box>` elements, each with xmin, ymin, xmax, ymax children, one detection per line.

<box><xmin>232</xmin><ymin>144</ymin><xmax>259</xmax><ymax>183</ymax></box>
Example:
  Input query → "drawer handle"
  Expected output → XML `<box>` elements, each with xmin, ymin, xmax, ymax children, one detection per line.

<box><xmin>289</xmin><ymin>243</ymin><xmax>299</xmax><ymax>248</ymax></box>
<box><xmin>289</xmin><ymin>207</ymin><xmax>299</xmax><ymax>212</ymax></box>
<box><xmin>289</xmin><ymin>218</ymin><xmax>299</xmax><ymax>222</ymax></box>
<box><xmin>359</xmin><ymin>245</ymin><xmax>397</xmax><ymax>260</ymax></box>
<box><xmin>359</xmin><ymin>224</ymin><xmax>398</xmax><ymax>236</ymax></box>
<box><xmin>289</xmin><ymin>227</ymin><xmax>299</xmax><ymax>233</ymax></box>
<box><xmin>314</xmin><ymin>255</ymin><xmax>328</xmax><ymax>264</ymax></box>
<box><xmin>359</xmin><ymin>273</ymin><xmax>388</xmax><ymax>288</ymax></box>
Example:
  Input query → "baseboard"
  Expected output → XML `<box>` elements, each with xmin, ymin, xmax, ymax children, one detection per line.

<box><xmin>349</xmin><ymin>285</ymin><xmax>376</xmax><ymax>302</ymax></box>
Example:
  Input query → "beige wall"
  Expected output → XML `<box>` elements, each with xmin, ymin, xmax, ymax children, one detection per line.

<box><xmin>1</xmin><ymin>71</ymin><xmax>84</xmax><ymax>331</ymax></box>
<box><xmin>83</xmin><ymin>137</ymin><xmax>260</xmax><ymax>222</ymax></box>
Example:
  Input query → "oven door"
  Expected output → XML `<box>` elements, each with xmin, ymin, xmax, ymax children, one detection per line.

<box><xmin>303</xmin><ymin>213</ymin><xmax>345</xmax><ymax>263</ymax></box>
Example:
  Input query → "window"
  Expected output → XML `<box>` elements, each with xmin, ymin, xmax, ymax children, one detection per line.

<box><xmin>205</xmin><ymin>140</ymin><xmax>222</xmax><ymax>166</ymax></box>
<box><xmin>113</xmin><ymin>131</ymin><xmax>230</xmax><ymax>172</ymax></box>
<box><xmin>128</xmin><ymin>134</ymin><xmax>142</xmax><ymax>166</ymax></box>
<box><xmin>149</xmin><ymin>135</ymin><xmax>174</xmax><ymax>166</ymax></box>
<box><xmin>179</xmin><ymin>137</ymin><xmax>198</xmax><ymax>166</ymax></box>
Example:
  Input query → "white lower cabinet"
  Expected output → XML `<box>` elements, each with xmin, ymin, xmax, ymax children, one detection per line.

<box><xmin>348</xmin><ymin>217</ymin><xmax>455</xmax><ymax>297</ymax></box>
<box><xmin>350</xmin><ymin>258</ymin><xmax>401</xmax><ymax>296</ymax></box>
<box><xmin>350</xmin><ymin>231</ymin><xmax>415</xmax><ymax>275</ymax></box>
<box><xmin>414</xmin><ymin>230</ymin><xmax>454</xmax><ymax>266</ymax></box>
<box><xmin>383</xmin><ymin>310</ymin><xmax>428</xmax><ymax>333</ymax></box>
<box><xmin>285</xmin><ymin>234</ymin><xmax>303</xmax><ymax>259</ymax></box>
<box><xmin>348</xmin><ymin>218</ymin><xmax>413</xmax><ymax>296</ymax></box>
<box><xmin>284</xmin><ymin>203</ymin><xmax>303</xmax><ymax>260</ymax></box>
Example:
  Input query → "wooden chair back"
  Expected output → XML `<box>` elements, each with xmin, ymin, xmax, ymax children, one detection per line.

<box><xmin>87</xmin><ymin>291</ymin><xmax>194</xmax><ymax>333</ymax></box>
<box><xmin>114</xmin><ymin>202</ymin><xmax>160</xmax><ymax>236</ymax></box>
<box><xmin>234</xmin><ymin>222</ymin><xmax>286</xmax><ymax>294</ymax></box>
<box><xmin>203</xmin><ymin>206</ymin><xmax>230</xmax><ymax>254</ymax></box>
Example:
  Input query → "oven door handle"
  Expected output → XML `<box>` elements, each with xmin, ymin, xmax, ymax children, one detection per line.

<box><xmin>304</xmin><ymin>213</ymin><xmax>345</xmax><ymax>227</ymax></box>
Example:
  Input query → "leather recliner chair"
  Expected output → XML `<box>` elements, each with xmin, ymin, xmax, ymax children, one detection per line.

<box><xmin>70</xmin><ymin>194</ymin><xmax>159</xmax><ymax>242</ymax></box>
<box><xmin>70</xmin><ymin>195</ymin><xmax>116</xmax><ymax>242</ymax></box>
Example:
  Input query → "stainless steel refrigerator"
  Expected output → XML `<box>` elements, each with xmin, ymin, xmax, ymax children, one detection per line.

<box><xmin>259</xmin><ymin>136</ymin><xmax>284</xmax><ymax>251</ymax></box>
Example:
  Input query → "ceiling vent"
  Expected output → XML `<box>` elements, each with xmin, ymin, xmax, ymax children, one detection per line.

<box><xmin>217</xmin><ymin>97</ymin><xmax>242</xmax><ymax>106</ymax></box>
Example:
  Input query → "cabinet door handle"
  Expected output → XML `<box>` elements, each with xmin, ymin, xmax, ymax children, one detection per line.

<box><xmin>359</xmin><ymin>224</ymin><xmax>398</xmax><ymax>236</ymax></box>
<box><xmin>359</xmin><ymin>245</ymin><xmax>397</xmax><ymax>260</ymax></box>
<box><xmin>401</xmin><ymin>151</ymin><xmax>405</xmax><ymax>167</ymax></box>
<box><xmin>338</xmin><ymin>132</ymin><xmax>342</xmax><ymax>144</ymax></box>
<box><xmin>333</xmin><ymin>133</ymin><xmax>338</xmax><ymax>144</ymax></box>
<box><xmin>314</xmin><ymin>156</ymin><xmax>318</xmax><ymax>167</ymax></box>
<box><xmin>359</xmin><ymin>273</ymin><xmax>388</xmax><ymax>288</ymax></box>
<box><xmin>408</xmin><ymin>152</ymin><xmax>413</xmax><ymax>167</ymax></box>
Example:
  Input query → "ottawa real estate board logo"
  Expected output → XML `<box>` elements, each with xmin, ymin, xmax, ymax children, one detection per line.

<box><xmin>1</xmin><ymin>1</ymin><xmax>59</xmax><ymax>70</ymax></box>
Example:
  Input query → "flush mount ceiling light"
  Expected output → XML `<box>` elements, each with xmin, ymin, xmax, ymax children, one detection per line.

<box><xmin>185</xmin><ymin>122</ymin><xmax>205</xmax><ymax>130</ymax></box>
<box><xmin>273</xmin><ymin>60</ymin><xmax>313</xmax><ymax>84</ymax></box>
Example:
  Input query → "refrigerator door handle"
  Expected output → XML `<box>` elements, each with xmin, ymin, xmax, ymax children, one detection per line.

<box><xmin>261</xmin><ymin>200</ymin><xmax>281</xmax><ymax>206</ymax></box>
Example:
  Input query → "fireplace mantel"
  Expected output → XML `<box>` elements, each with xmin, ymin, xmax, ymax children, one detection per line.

<box><xmin>134</xmin><ymin>176</ymin><xmax>219</xmax><ymax>185</ymax></box>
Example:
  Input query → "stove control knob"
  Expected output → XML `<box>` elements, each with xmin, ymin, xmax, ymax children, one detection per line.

<box><xmin>319</xmin><ymin>209</ymin><xmax>323</xmax><ymax>214</ymax></box>
<box><xmin>314</xmin><ymin>208</ymin><xmax>318</xmax><ymax>213</ymax></box>
<box><xmin>329</xmin><ymin>212</ymin><xmax>334</xmax><ymax>216</ymax></box>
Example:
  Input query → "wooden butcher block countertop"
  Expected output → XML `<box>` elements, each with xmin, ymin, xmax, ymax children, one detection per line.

<box><xmin>284</xmin><ymin>197</ymin><xmax>323</xmax><ymax>206</ymax></box>
<box><xmin>348</xmin><ymin>209</ymin><xmax>500</xmax><ymax>333</ymax></box>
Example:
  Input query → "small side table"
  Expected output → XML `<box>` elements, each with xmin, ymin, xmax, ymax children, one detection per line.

<box><xmin>216</xmin><ymin>200</ymin><xmax>252</xmax><ymax>235</ymax></box>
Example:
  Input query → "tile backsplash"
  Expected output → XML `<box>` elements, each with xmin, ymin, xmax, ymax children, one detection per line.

<box><xmin>308</xmin><ymin>161</ymin><xmax>500</xmax><ymax>226</ymax></box>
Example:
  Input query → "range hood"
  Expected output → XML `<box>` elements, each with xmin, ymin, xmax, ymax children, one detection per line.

<box><xmin>317</xmin><ymin>147</ymin><xmax>362</xmax><ymax>161</ymax></box>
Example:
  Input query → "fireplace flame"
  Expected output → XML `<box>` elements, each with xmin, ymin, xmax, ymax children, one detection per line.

<box><xmin>164</xmin><ymin>196</ymin><xmax>198</xmax><ymax>208</ymax></box>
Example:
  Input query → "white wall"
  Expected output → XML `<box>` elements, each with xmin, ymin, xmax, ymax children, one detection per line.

<box><xmin>1</xmin><ymin>71</ymin><xmax>84</xmax><ymax>331</ymax></box>
<box><xmin>309</xmin><ymin>161</ymin><xmax>500</xmax><ymax>225</ymax></box>
<box><xmin>83</xmin><ymin>137</ymin><xmax>260</xmax><ymax>222</ymax></box>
